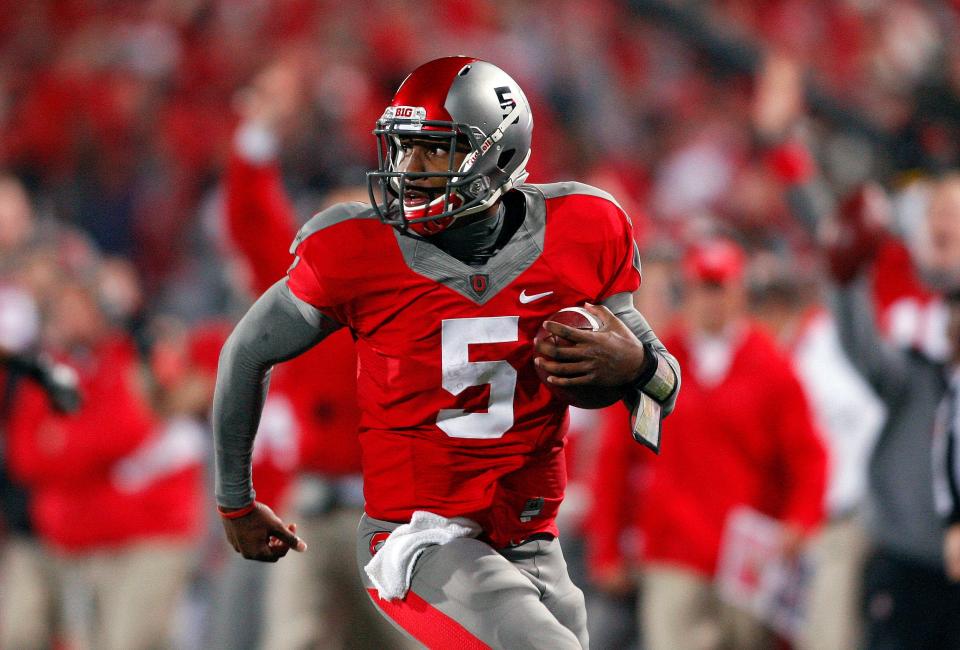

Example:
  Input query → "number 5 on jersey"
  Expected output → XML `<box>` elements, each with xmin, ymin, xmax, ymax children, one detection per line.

<box><xmin>437</xmin><ymin>316</ymin><xmax>519</xmax><ymax>439</ymax></box>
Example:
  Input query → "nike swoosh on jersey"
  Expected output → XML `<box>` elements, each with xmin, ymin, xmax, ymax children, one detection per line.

<box><xmin>519</xmin><ymin>290</ymin><xmax>554</xmax><ymax>304</ymax></box>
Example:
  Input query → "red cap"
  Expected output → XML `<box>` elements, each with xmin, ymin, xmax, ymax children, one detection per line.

<box><xmin>683</xmin><ymin>239</ymin><xmax>746</xmax><ymax>284</ymax></box>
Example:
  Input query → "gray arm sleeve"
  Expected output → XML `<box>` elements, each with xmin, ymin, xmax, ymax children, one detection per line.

<box><xmin>829</xmin><ymin>276</ymin><xmax>911</xmax><ymax>402</ymax></box>
<box><xmin>602</xmin><ymin>292</ymin><xmax>682</xmax><ymax>452</ymax></box>
<box><xmin>933</xmin><ymin>389</ymin><xmax>960</xmax><ymax>526</ymax></box>
<box><xmin>213</xmin><ymin>280</ymin><xmax>342</xmax><ymax>507</ymax></box>
<box><xmin>785</xmin><ymin>179</ymin><xmax>834</xmax><ymax>238</ymax></box>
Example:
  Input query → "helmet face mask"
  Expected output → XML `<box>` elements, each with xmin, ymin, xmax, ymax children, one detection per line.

<box><xmin>369</xmin><ymin>118</ymin><xmax>487</xmax><ymax>235</ymax></box>
<box><xmin>366</xmin><ymin>57</ymin><xmax>533</xmax><ymax>237</ymax></box>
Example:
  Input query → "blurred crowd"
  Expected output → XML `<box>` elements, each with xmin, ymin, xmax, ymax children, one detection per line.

<box><xmin>2</xmin><ymin>0</ymin><xmax>960</xmax><ymax>648</ymax></box>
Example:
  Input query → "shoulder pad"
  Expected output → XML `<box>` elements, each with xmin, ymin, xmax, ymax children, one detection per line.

<box><xmin>529</xmin><ymin>182</ymin><xmax>625</xmax><ymax>212</ymax></box>
<box><xmin>289</xmin><ymin>202</ymin><xmax>378</xmax><ymax>253</ymax></box>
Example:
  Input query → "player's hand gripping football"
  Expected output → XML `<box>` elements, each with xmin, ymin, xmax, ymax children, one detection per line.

<box><xmin>534</xmin><ymin>303</ymin><xmax>646</xmax><ymax>388</ymax></box>
<box><xmin>221</xmin><ymin>501</ymin><xmax>307</xmax><ymax>563</ymax></box>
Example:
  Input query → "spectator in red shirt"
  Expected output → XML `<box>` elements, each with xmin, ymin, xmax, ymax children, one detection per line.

<box><xmin>7</xmin><ymin>276</ymin><xmax>203</xmax><ymax>650</ymax></box>
<box><xmin>590</xmin><ymin>238</ymin><xmax>826</xmax><ymax>650</ymax></box>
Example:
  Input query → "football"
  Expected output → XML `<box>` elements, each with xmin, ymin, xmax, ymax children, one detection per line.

<box><xmin>533</xmin><ymin>307</ymin><xmax>623</xmax><ymax>409</ymax></box>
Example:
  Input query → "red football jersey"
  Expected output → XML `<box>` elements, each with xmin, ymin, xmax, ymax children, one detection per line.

<box><xmin>286</xmin><ymin>182</ymin><xmax>640</xmax><ymax>547</ymax></box>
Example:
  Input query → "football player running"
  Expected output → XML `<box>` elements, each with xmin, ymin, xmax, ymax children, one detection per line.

<box><xmin>214</xmin><ymin>56</ymin><xmax>680</xmax><ymax>649</ymax></box>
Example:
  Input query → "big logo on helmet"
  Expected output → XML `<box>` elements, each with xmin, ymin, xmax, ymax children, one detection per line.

<box><xmin>385</xmin><ymin>106</ymin><xmax>426</xmax><ymax>121</ymax></box>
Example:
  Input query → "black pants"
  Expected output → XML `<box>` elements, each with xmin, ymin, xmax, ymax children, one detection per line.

<box><xmin>863</xmin><ymin>548</ymin><xmax>960</xmax><ymax>650</ymax></box>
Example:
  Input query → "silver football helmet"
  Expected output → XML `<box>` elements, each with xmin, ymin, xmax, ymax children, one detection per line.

<box><xmin>367</xmin><ymin>56</ymin><xmax>534</xmax><ymax>236</ymax></box>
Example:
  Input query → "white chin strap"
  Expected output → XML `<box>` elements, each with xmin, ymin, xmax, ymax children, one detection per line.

<box><xmin>456</xmin><ymin>149</ymin><xmax>532</xmax><ymax>218</ymax></box>
<box><xmin>457</xmin><ymin>102</ymin><xmax>523</xmax><ymax>173</ymax></box>
<box><xmin>452</xmin><ymin>102</ymin><xmax>529</xmax><ymax>218</ymax></box>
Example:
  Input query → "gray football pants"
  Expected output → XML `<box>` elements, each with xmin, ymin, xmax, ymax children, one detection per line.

<box><xmin>356</xmin><ymin>514</ymin><xmax>589</xmax><ymax>649</ymax></box>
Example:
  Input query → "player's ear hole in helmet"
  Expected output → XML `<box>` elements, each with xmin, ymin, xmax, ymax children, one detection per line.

<box><xmin>367</xmin><ymin>56</ymin><xmax>533</xmax><ymax>237</ymax></box>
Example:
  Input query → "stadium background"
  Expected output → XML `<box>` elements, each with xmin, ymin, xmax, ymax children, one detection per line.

<box><xmin>1</xmin><ymin>0</ymin><xmax>959</xmax><ymax>648</ymax></box>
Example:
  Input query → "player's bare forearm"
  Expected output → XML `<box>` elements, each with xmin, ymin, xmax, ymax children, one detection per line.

<box><xmin>212</xmin><ymin>279</ymin><xmax>341</xmax><ymax>509</ymax></box>
<box><xmin>609</xmin><ymin>308</ymin><xmax>681</xmax><ymax>416</ymax></box>
<box><xmin>602</xmin><ymin>292</ymin><xmax>680</xmax><ymax>414</ymax></box>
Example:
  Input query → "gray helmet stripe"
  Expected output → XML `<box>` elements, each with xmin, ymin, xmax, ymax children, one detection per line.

<box><xmin>458</xmin><ymin>102</ymin><xmax>524</xmax><ymax>174</ymax></box>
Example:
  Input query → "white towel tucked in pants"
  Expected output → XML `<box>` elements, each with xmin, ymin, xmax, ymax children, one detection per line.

<box><xmin>364</xmin><ymin>510</ymin><xmax>482</xmax><ymax>601</ymax></box>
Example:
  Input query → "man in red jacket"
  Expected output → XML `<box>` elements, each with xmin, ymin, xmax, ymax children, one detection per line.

<box><xmin>590</xmin><ymin>238</ymin><xmax>826</xmax><ymax>650</ymax></box>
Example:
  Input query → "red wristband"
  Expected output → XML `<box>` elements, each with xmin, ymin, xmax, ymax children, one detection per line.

<box><xmin>217</xmin><ymin>502</ymin><xmax>256</xmax><ymax>519</ymax></box>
